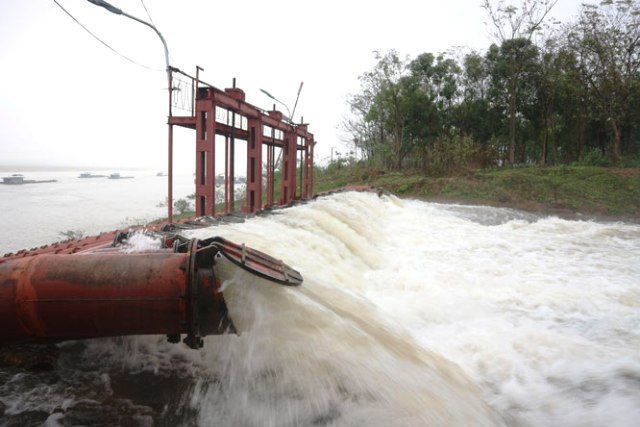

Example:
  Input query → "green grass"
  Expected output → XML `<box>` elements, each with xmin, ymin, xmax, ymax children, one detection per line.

<box><xmin>314</xmin><ymin>164</ymin><xmax>640</xmax><ymax>218</ymax></box>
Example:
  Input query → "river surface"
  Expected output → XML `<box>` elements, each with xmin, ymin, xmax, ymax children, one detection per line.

<box><xmin>0</xmin><ymin>169</ymin><xmax>248</xmax><ymax>255</ymax></box>
<box><xmin>0</xmin><ymin>178</ymin><xmax>639</xmax><ymax>426</ymax></box>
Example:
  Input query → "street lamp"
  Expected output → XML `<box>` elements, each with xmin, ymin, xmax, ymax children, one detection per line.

<box><xmin>86</xmin><ymin>0</ymin><xmax>170</xmax><ymax>86</ymax></box>
<box><xmin>260</xmin><ymin>81</ymin><xmax>303</xmax><ymax>123</ymax></box>
<box><xmin>87</xmin><ymin>0</ymin><xmax>175</xmax><ymax>221</ymax></box>
<box><xmin>260</xmin><ymin>88</ymin><xmax>292</xmax><ymax>120</ymax></box>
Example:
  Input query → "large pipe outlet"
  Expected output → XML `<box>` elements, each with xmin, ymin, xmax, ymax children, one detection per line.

<box><xmin>0</xmin><ymin>239</ymin><xmax>233</xmax><ymax>349</ymax></box>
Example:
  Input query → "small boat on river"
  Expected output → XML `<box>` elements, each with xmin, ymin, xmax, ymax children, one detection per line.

<box><xmin>78</xmin><ymin>172</ymin><xmax>107</xmax><ymax>178</ymax></box>
<box><xmin>108</xmin><ymin>173</ymin><xmax>134</xmax><ymax>179</ymax></box>
<box><xmin>2</xmin><ymin>176</ymin><xmax>57</xmax><ymax>185</ymax></box>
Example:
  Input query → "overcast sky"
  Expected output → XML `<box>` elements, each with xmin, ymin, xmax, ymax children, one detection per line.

<box><xmin>0</xmin><ymin>0</ymin><xmax>585</xmax><ymax>173</ymax></box>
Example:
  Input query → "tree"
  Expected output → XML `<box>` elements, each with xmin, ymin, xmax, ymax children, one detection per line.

<box><xmin>410</xmin><ymin>53</ymin><xmax>461</xmax><ymax>132</ymax></box>
<box><xmin>568</xmin><ymin>0</ymin><xmax>640</xmax><ymax>164</ymax></box>
<box><xmin>461</xmin><ymin>51</ymin><xmax>490</xmax><ymax>102</ymax></box>
<box><xmin>483</xmin><ymin>0</ymin><xmax>558</xmax><ymax>164</ymax></box>
<box><xmin>342</xmin><ymin>1</ymin><xmax>639</xmax><ymax>173</ymax></box>
<box><xmin>404</xmin><ymin>53</ymin><xmax>462</xmax><ymax>170</ymax></box>
<box><xmin>347</xmin><ymin>50</ymin><xmax>409</xmax><ymax>170</ymax></box>
<box><xmin>530</xmin><ymin>35</ymin><xmax>560</xmax><ymax>165</ymax></box>
<box><xmin>488</xmin><ymin>38</ymin><xmax>541</xmax><ymax>162</ymax></box>
<box><xmin>173</xmin><ymin>198</ymin><xmax>191</xmax><ymax>215</ymax></box>
<box><xmin>453</xmin><ymin>51</ymin><xmax>504</xmax><ymax>166</ymax></box>
<box><xmin>483</xmin><ymin>0</ymin><xmax>559</xmax><ymax>42</ymax></box>
<box><xmin>370</xmin><ymin>50</ymin><xmax>409</xmax><ymax>170</ymax></box>
<box><xmin>344</xmin><ymin>90</ymin><xmax>379</xmax><ymax>164</ymax></box>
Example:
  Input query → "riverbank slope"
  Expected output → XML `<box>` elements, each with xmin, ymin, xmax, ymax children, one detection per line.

<box><xmin>314</xmin><ymin>165</ymin><xmax>640</xmax><ymax>222</ymax></box>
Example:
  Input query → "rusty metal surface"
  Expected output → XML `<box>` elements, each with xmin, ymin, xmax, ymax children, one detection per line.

<box><xmin>0</xmin><ymin>241</ymin><xmax>238</xmax><ymax>349</ymax></box>
<box><xmin>1</xmin><ymin>232</ymin><xmax>117</xmax><ymax>261</ymax></box>
<box><xmin>0</xmin><ymin>232</ymin><xmax>308</xmax><ymax>349</ymax></box>
<box><xmin>169</xmin><ymin>68</ymin><xmax>315</xmax><ymax>217</ymax></box>
<box><xmin>0</xmin><ymin>252</ymin><xmax>186</xmax><ymax>345</ymax></box>
<box><xmin>206</xmin><ymin>237</ymin><xmax>303</xmax><ymax>286</ymax></box>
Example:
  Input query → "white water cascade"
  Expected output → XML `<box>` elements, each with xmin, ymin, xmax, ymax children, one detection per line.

<box><xmin>1</xmin><ymin>191</ymin><xmax>638</xmax><ymax>427</ymax></box>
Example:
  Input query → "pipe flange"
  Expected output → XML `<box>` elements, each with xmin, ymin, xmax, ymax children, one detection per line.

<box><xmin>183</xmin><ymin>238</ymin><xmax>202</xmax><ymax>349</ymax></box>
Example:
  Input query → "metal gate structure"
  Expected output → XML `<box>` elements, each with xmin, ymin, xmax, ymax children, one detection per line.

<box><xmin>167</xmin><ymin>68</ymin><xmax>315</xmax><ymax>221</ymax></box>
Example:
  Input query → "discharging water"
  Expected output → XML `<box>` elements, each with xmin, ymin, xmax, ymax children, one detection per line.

<box><xmin>1</xmin><ymin>191</ymin><xmax>639</xmax><ymax>426</ymax></box>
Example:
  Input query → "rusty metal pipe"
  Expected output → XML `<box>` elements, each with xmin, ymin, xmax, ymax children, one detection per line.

<box><xmin>0</xmin><ymin>241</ymin><xmax>233</xmax><ymax>349</ymax></box>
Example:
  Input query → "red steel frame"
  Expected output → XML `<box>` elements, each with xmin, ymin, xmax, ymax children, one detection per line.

<box><xmin>167</xmin><ymin>68</ymin><xmax>315</xmax><ymax>221</ymax></box>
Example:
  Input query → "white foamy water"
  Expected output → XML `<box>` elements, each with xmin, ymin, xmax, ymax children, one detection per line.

<box><xmin>1</xmin><ymin>191</ymin><xmax>639</xmax><ymax>426</ymax></box>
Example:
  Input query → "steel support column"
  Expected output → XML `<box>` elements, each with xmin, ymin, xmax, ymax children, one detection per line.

<box><xmin>303</xmin><ymin>137</ymin><xmax>315</xmax><ymax>198</ymax></box>
<box><xmin>281</xmin><ymin>131</ymin><xmax>298</xmax><ymax>204</ymax></box>
<box><xmin>266</xmin><ymin>142</ymin><xmax>275</xmax><ymax>207</ymax></box>
<box><xmin>225</xmin><ymin>120</ymin><xmax>235</xmax><ymax>214</ymax></box>
<box><xmin>195</xmin><ymin>95</ymin><xmax>216</xmax><ymax>216</ymax></box>
<box><xmin>246</xmin><ymin>118</ymin><xmax>263</xmax><ymax>213</ymax></box>
<box><xmin>168</xmin><ymin>69</ymin><xmax>174</xmax><ymax>223</ymax></box>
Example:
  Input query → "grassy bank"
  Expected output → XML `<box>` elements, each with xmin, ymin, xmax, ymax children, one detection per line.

<box><xmin>314</xmin><ymin>164</ymin><xmax>640</xmax><ymax>220</ymax></box>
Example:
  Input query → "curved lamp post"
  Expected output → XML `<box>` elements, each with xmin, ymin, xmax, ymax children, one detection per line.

<box><xmin>86</xmin><ymin>0</ymin><xmax>170</xmax><ymax>84</ymax></box>
<box><xmin>87</xmin><ymin>0</ymin><xmax>175</xmax><ymax>221</ymax></box>
<box><xmin>260</xmin><ymin>82</ymin><xmax>303</xmax><ymax>123</ymax></box>
<box><xmin>260</xmin><ymin>88</ymin><xmax>292</xmax><ymax>120</ymax></box>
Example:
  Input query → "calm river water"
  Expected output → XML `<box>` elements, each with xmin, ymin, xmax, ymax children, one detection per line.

<box><xmin>0</xmin><ymin>169</ymin><xmax>195</xmax><ymax>255</ymax></box>
<box><xmin>0</xmin><ymin>175</ymin><xmax>638</xmax><ymax>426</ymax></box>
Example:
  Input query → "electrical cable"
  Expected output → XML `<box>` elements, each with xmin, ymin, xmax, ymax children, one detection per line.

<box><xmin>139</xmin><ymin>0</ymin><xmax>155</xmax><ymax>27</ymax></box>
<box><xmin>52</xmin><ymin>0</ymin><xmax>163</xmax><ymax>72</ymax></box>
<box><xmin>138</xmin><ymin>0</ymin><xmax>176</xmax><ymax>64</ymax></box>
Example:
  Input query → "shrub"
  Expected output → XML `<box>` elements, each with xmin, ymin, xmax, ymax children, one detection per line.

<box><xmin>424</xmin><ymin>134</ymin><xmax>477</xmax><ymax>176</ymax></box>
<box><xmin>573</xmin><ymin>148</ymin><xmax>609</xmax><ymax>167</ymax></box>
<box><xmin>59</xmin><ymin>230</ymin><xmax>84</xmax><ymax>240</ymax></box>
<box><xmin>173</xmin><ymin>198</ymin><xmax>192</xmax><ymax>215</ymax></box>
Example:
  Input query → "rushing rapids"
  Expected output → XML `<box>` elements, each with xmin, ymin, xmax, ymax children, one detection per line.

<box><xmin>1</xmin><ymin>191</ymin><xmax>639</xmax><ymax>426</ymax></box>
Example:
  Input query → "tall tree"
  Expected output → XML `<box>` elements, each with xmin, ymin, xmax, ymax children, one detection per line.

<box><xmin>568</xmin><ymin>0</ymin><xmax>640</xmax><ymax>164</ymax></box>
<box><xmin>346</xmin><ymin>50</ymin><xmax>409</xmax><ymax>169</ymax></box>
<box><xmin>403</xmin><ymin>53</ymin><xmax>447</xmax><ymax>169</ymax></box>
<box><xmin>371</xmin><ymin>50</ymin><xmax>409</xmax><ymax>170</ymax></box>
<box><xmin>408</xmin><ymin>53</ymin><xmax>461</xmax><ymax>132</ymax></box>
<box><xmin>455</xmin><ymin>51</ymin><xmax>499</xmax><ymax>161</ymax></box>
<box><xmin>483</xmin><ymin>0</ymin><xmax>558</xmax><ymax>164</ymax></box>
<box><xmin>344</xmin><ymin>91</ymin><xmax>378</xmax><ymax>163</ymax></box>
<box><xmin>486</xmin><ymin>39</ymin><xmax>540</xmax><ymax>163</ymax></box>
<box><xmin>533</xmin><ymin>35</ymin><xmax>564</xmax><ymax>165</ymax></box>
<box><xmin>543</xmin><ymin>36</ymin><xmax>592</xmax><ymax>163</ymax></box>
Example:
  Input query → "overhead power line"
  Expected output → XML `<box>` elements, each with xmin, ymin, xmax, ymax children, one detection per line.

<box><xmin>52</xmin><ymin>0</ymin><xmax>163</xmax><ymax>72</ymax></box>
<box><xmin>137</xmin><ymin>0</ymin><xmax>175</xmax><ymax>64</ymax></box>
<box><xmin>140</xmin><ymin>0</ymin><xmax>156</xmax><ymax>27</ymax></box>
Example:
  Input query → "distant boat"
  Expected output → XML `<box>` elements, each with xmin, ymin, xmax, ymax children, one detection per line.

<box><xmin>108</xmin><ymin>173</ymin><xmax>134</xmax><ymax>179</ymax></box>
<box><xmin>2</xmin><ymin>176</ymin><xmax>57</xmax><ymax>185</ymax></box>
<box><xmin>2</xmin><ymin>176</ymin><xmax>23</xmax><ymax>185</ymax></box>
<box><xmin>78</xmin><ymin>172</ymin><xmax>107</xmax><ymax>178</ymax></box>
<box><xmin>156</xmin><ymin>172</ymin><xmax>167</xmax><ymax>177</ymax></box>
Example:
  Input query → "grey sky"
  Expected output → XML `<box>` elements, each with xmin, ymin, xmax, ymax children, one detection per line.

<box><xmin>0</xmin><ymin>0</ymin><xmax>584</xmax><ymax>173</ymax></box>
